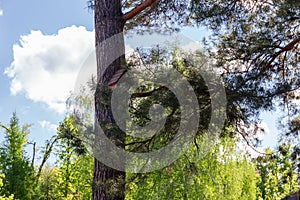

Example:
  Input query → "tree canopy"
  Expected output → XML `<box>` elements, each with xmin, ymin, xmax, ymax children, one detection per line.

<box><xmin>88</xmin><ymin>0</ymin><xmax>300</xmax><ymax>199</ymax></box>
<box><xmin>192</xmin><ymin>0</ymin><xmax>300</xmax><ymax>126</ymax></box>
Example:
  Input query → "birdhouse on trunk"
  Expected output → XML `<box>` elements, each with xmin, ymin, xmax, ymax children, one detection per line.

<box><xmin>108</xmin><ymin>68</ymin><xmax>127</xmax><ymax>90</ymax></box>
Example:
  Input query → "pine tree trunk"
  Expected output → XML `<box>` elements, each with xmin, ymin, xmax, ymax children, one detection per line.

<box><xmin>93</xmin><ymin>0</ymin><xmax>126</xmax><ymax>199</ymax></box>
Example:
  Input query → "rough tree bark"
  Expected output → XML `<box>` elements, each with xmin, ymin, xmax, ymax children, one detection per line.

<box><xmin>93</xmin><ymin>0</ymin><xmax>157</xmax><ymax>199</ymax></box>
<box><xmin>93</xmin><ymin>1</ymin><xmax>126</xmax><ymax>199</ymax></box>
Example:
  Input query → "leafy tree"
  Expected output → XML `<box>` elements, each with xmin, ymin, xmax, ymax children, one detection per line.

<box><xmin>0</xmin><ymin>113</ymin><xmax>94</xmax><ymax>200</ymax></box>
<box><xmin>0</xmin><ymin>174</ymin><xmax>13</xmax><ymax>200</ymax></box>
<box><xmin>0</xmin><ymin>113</ymin><xmax>37</xmax><ymax>199</ymax></box>
<box><xmin>54</xmin><ymin>115</ymin><xmax>93</xmax><ymax>200</ymax></box>
<box><xmin>37</xmin><ymin>165</ymin><xmax>58</xmax><ymax>200</ymax></box>
<box><xmin>255</xmin><ymin>143</ymin><xmax>300</xmax><ymax>200</ymax></box>
<box><xmin>126</xmin><ymin>135</ymin><xmax>258</xmax><ymax>199</ymax></box>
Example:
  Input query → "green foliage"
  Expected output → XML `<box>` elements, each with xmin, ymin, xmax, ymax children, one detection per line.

<box><xmin>124</xmin><ymin>46</ymin><xmax>214</xmax><ymax>153</ymax></box>
<box><xmin>255</xmin><ymin>143</ymin><xmax>300</xmax><ymax>200</ymax></box>
<box><xmin>37</xmin><ymin>165</ymin><xmax>58</xmax><ymax>200</ymax></box>
<box><xmin>57</xmin><ymin>115</ymin><xmax>87</xmax><ymax>156</ymax></box>
<box><xmin>0</xmin><ymin>113</ymin><xmax>93</xmax><ymax>200</ymax></box>
<box><xmin>37</xmin><ymin>152</ymin><xmax>93</xmax><ymax>200</ymax></box>
<box><xmin>2</xmin><ymin>112</ymin><xmax>298</xmax><ymax>200</ymax></box>
<box><xmin>192</xmin><ymin>0</ymin><xmax>299</xmax><ymax>72</ymax></box>
<box><xmin>190</xmin><ymin>2</ymin><xmax>300</xmax><ymax>197</ymax></box>
<box><xmin>88</xmin><ymin>0</ymin><xmax>193</xmax><ymax>33</ymax></box>
<box><xmin>54</xmin><ymin>115</ymin><xmax>93</xmax><ymax>200</ymax></box>
<box><xmin>53</xmin><ymin>154</ymin><xmax>93</xmax><ymax>200</ymax></box>
<box><xmin>192</xmin><ymin>0</ymin><xmax>300</xmax><ymax>134</ymax></box>
<box><xmin>0</xmin><ymin>113</ymin><xmax>37</xmax><ymax>200</ymax></box>
<box><xmin>0</xmin><ymin>174</ymin><xmax>13</xmax><ymax>200</ymax></box>
<box><xmin>126</xmin><ymin>135</ymin><xmax>257</xmax><ymax>199</ymax></box>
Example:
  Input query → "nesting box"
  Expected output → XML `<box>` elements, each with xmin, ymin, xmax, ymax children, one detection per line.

<box><xmin>108</xmin><ymin>68</ymin><xmax>127</xmax><ymax>90</ymax></box>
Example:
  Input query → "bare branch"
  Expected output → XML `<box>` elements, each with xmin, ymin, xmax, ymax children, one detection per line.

<box><xmin>123</xmin><ymin>0</ymin><xmax>156</xmax><ymax>21</ymax></box>
<box><xmin>0</xmin><ymin>123</ymin><xmax>10</xmax><ymax>133</ymax></box>
<box><xmin>37</xmin><ymin>136</ymin><xmax>59</xmax><ymax>179</ymax></box>
<box><xmin>27</xmin><ymin>142</ymin><xmax>36</xmax><ymax>167</ymax></box>
<box><xmin>260</xmin><ymin>37</ymin><xmax>300</xmax><ymax>75</ymax></box>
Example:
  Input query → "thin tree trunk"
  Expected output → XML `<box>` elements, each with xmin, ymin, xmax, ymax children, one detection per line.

<box><xmin>93</xmin><ymin>0</ymin><xmax>126</xmax><ymax>199</ymax></box>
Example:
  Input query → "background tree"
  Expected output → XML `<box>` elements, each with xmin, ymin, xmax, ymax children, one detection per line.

<box><xmin>0</xmin><ymin>112</ymin><xmax>93</xmax><ymax>200</ymax></box>
<box><xmin>255</xmin><ymin>143</ymin><xmax>300</xmax><ymax>200</ymax></box>
<box><xmin>126</xmin><ymin>134</ymin><xmax>258</xmax><ymax>200</ymax></box>
<box><xmin>0</xmin><ymin>174</ymin><xmax>13</xmax><ymax>200</ymax></box>
<box><xmin>37</xmin><ymin>165</ymin><xmax>58</xmax><ymax>200</ymax></box>
<box><xmin>54</xmin><ymin>115</ymin><xmax>93</xmax><ymax>200</ymax></box>
<box><xmin>0</xmin><ymin>113</ymin><xmax>37</xmax><ymax>200</ymax></box>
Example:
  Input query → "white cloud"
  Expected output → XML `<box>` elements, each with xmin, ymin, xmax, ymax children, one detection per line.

<box><xmin>5</xmin><ymin>26</ymin><xmax>95</xmax><ymax>114</ymax></box>
<box><xmin>39</xmin><ymin>120</ymin><xmax>58</xmax><ymax>131</ymax></box>
<box><xmin>0</xmin><ymin>8</ymin><xmax>3</xmax><ymax>16</ymax></box>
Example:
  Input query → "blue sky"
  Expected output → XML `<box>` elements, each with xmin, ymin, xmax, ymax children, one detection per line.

<box><xmin>0</xmin><ymin>0</ymin><xmax>279</xmax><ymax>159</ymax></box>
<box><xmin>0</xmin><ymin>0</ymin><xmax>94</xmax><ymax>146</ymax></box>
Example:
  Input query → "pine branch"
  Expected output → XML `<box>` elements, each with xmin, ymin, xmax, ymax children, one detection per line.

<box><xmin>123</xmin><ymin>0</ymin><xmax>156</xmax><ymax>21</ymax></box>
